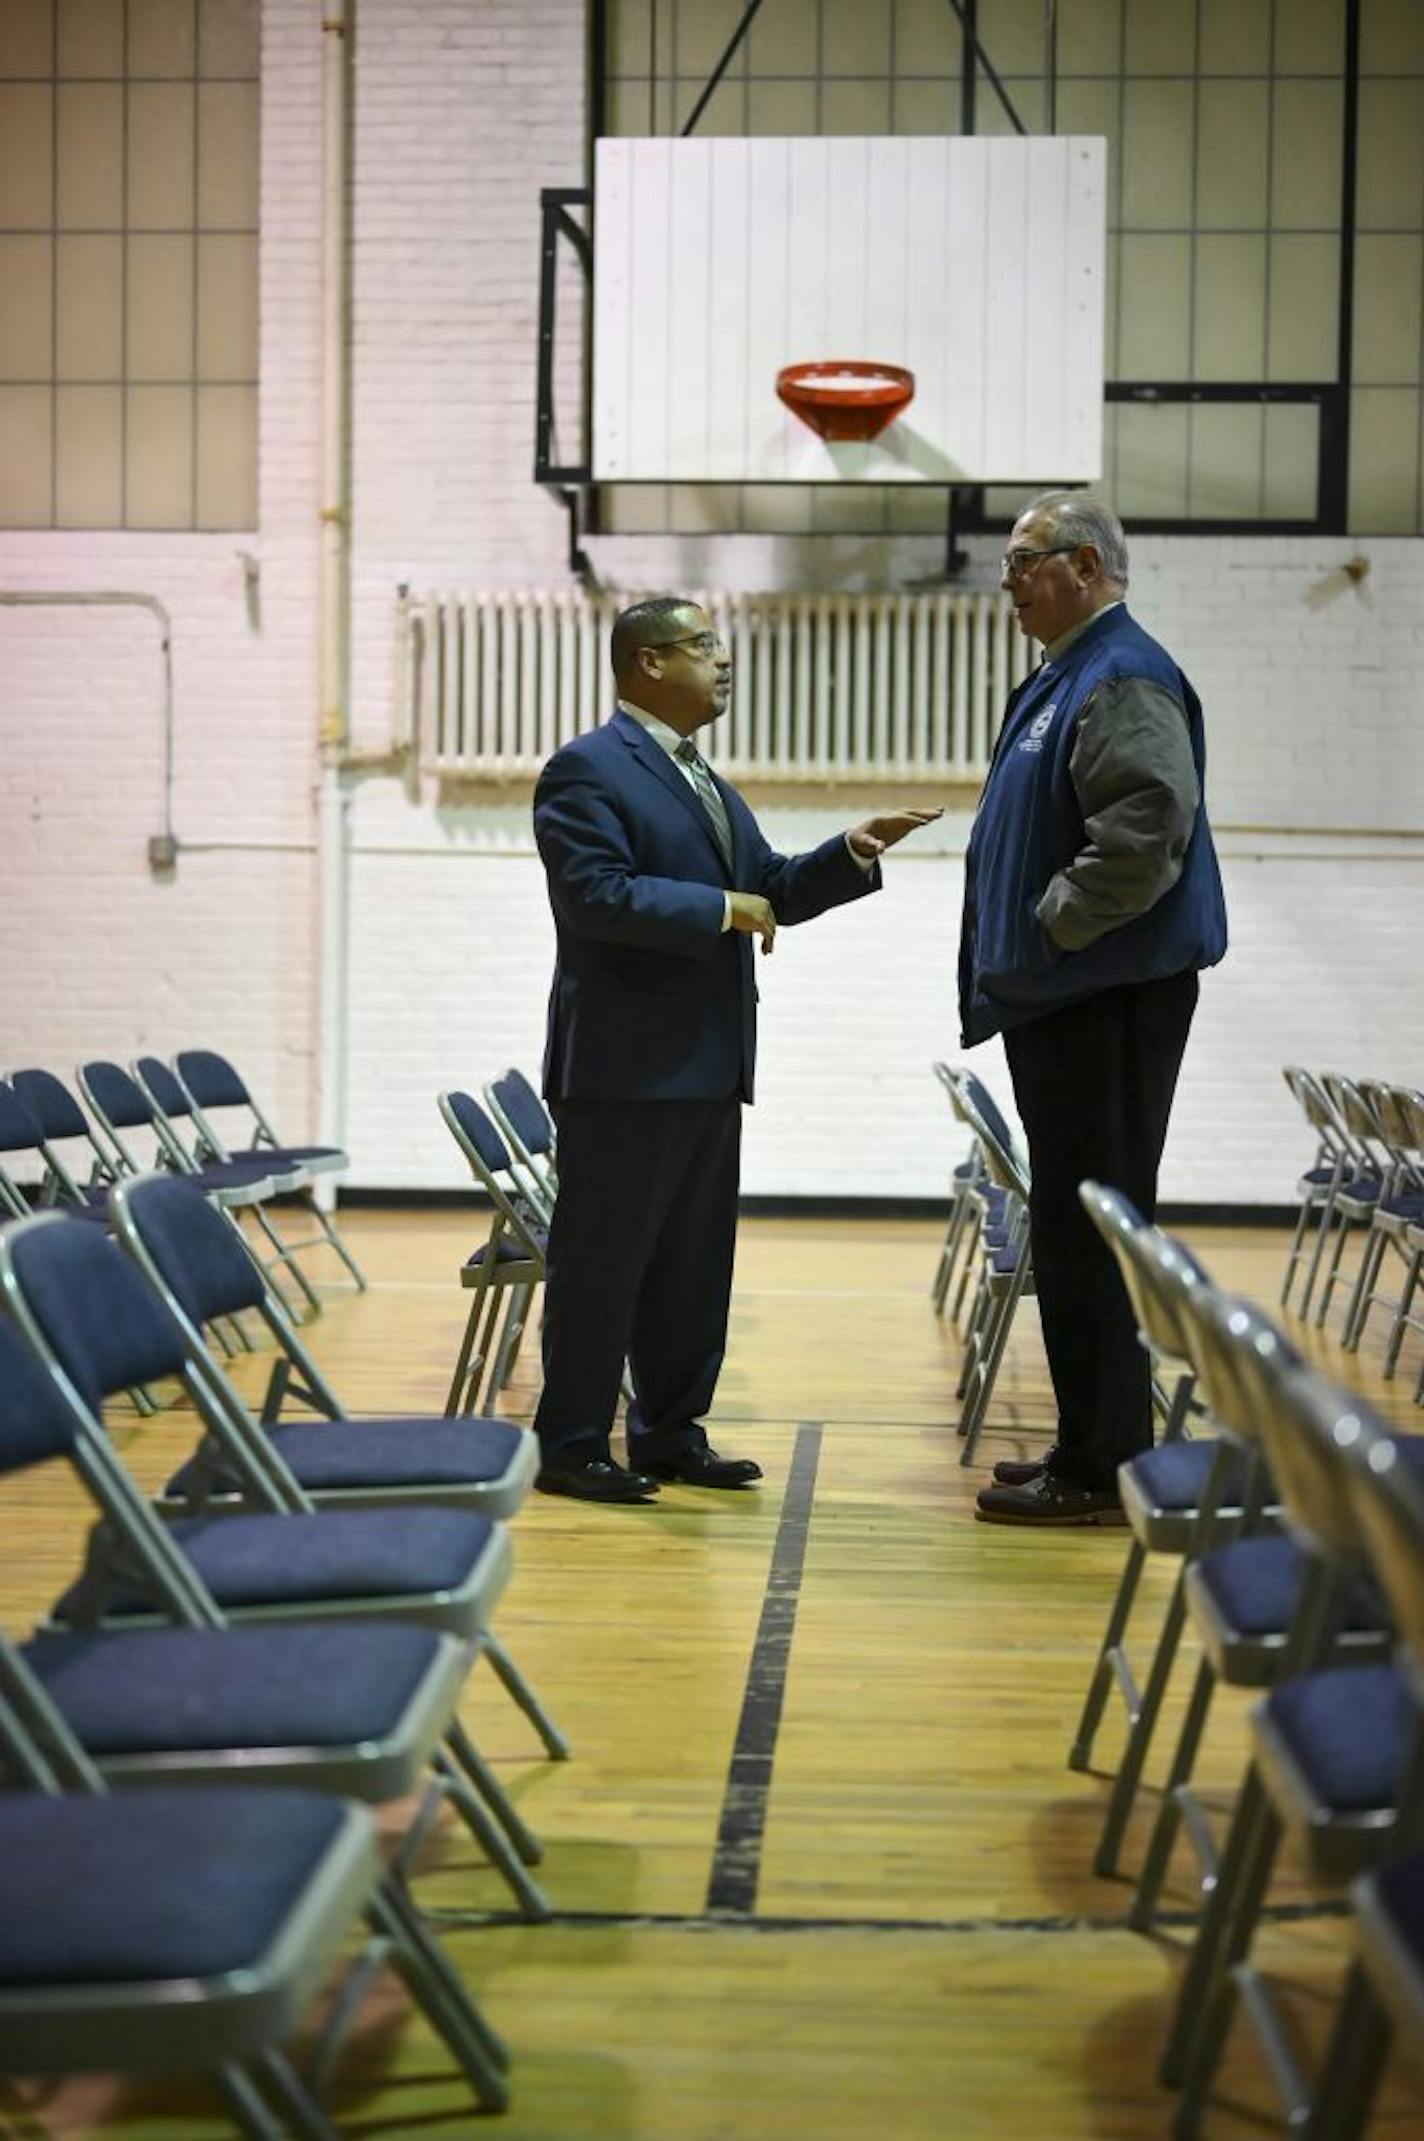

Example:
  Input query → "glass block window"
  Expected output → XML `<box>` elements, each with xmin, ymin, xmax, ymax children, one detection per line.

<box><xmin>600</xmin><ymin>0</ymin><xmax>1424</xmax><ymax>536</ymax></box>
<box><xmin>0</xmin><ymin>0</ymin><xmax>259</xmax><ymax>530</ymax></box>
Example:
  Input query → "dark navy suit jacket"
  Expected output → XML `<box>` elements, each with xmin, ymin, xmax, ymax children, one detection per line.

<box><xmin>534</xmin><ymin>707</ymin><xmax>880</xmax><ymax>1103</ymax></box>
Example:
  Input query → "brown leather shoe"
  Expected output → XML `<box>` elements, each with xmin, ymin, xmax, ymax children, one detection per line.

<box><xmin>974</xmin><ymin>1473</ymin><xmax>1125</xmax><ymax>1526</ymax></box>
<box><xmin>991</xmin><ymin>1445</ymin><xmax>1058</xmax><ymax>1487</ymax></box>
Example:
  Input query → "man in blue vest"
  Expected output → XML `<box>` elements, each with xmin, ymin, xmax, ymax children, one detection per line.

<box><xmin>960</xmin><ymin>493</ymin><xmax>1228</xmax><ymax>1525</ymax></box>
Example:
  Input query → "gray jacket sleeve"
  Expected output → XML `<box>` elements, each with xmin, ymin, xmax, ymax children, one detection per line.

<box><xmin>1036</xmin><ymin>675</ymin><xmax>1200</xmax><ymax>953</ymax></box>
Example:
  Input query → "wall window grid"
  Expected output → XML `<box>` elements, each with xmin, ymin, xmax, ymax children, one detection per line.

<box><xmin>0</xmin><ymin>0</ymin><xmax>260</xmax><ymax>531</ymax></box>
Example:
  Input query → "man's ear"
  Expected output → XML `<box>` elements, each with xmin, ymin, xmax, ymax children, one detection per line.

<box><xmin>636</xmin><ymin>644</ymin><xmax>663</xmax><ymax>681</ymax></box>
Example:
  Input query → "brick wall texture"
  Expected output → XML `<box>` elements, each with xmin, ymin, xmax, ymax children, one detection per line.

<box><xmin>2</xmin><ymin>0</ymin><xmax>1421</xmax><ymax>1206</ymax></box>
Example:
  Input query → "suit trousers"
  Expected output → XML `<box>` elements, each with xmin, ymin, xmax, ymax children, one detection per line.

<box><xmin>533</xmin><ymin>1097</ymin><xmax>742</xmax><ymax>1469</ymax></box>
<box><xmin>1002</xmin><ymin>967</ymin><xmax>1200</xmax><ymax>1490</ymax></box>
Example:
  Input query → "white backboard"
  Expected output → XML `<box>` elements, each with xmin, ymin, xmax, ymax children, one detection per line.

<box><xmin>593</xmin><ymin>135</ymin><xmax>1106</xmax><ymax>485</ymax></box>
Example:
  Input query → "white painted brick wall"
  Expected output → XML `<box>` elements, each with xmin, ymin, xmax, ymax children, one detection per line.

<box><xmin>0</xmin><ymin>0</ymin><xmax>323</xmax><ymax>1136</ymax></box>
<box><xmin>2</xmin><ymin>0</ymin><xmax>1420</xmax><ymax>1208</ymax></box>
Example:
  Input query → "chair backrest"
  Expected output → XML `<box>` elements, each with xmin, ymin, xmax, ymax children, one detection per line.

<box><xmin>489</xmin><ymin>1070</ymin><xmax>554</xmax><ymax>1160</ymax></box>
<box><xmin>1337</xmin><ymin>1409</ymin><xmax>1424</xmax><ymax>1675</ymax></box>
<box><xmin>947</xmin><ymin>1076</ymin><xmax>1028</xmax><ymax>1203</ymax></box>
<box><xmin>0</xmin><ymin>1210</ymin><xmax>188</xmax><ymax>1411</ymax></box>
<box><xmin>957</xmin><ymin>1072</ymin><xmax>1020</xmax><ymax>1170</ymax></box>
<box><xmin>8</xmin><ymin>1069</ymin><xmax>91</xmax><ymax>1146</ymax></box>
<box><xmin>1191</xmin><ymin>1293</ymin><xmax>1359</xmax><ymax>1563</ymax></box>
<box><xmin>1129</xmin><ymin>1225</ymin><xmax>1222</xmax><ymax>1395</ymax></box>
<box><xmin>1322</xmin><ymin>1070</ymin><xmax>1389</xmax><ymax>1168</ymax></box>
<box><xmin>0</xmin><ymin>1083</ymin><xmax>42</xmax><ymax>1157</ymax></box>
<box><xmin>1078</xmin><ymin>1179</ymin><xmax>1157</xmax><ymax>1342</ymax></box>
<box><xmin>111</xmin><ymin>1173</ymin><xmax>267</xmax><ymax>1329</ymax></box>
<box><xmin>0</xmin><ymin>1287</ymin><xmax>86</xmax><ymax>1476</ymax></box>
<box><xmin>174</xmin><ymin>1049</ymin><xmax>251</xmax><ymax>1111</ymax></box>
<box><xmin>1283</xmin><ymin>1064</ymin><xmax>1341</xmax><ymax>1147</ymax></box>
<box><xmin>0</xmin><ymin>1087</ymin><xmax>46</xmax><ymax>1221</ymax></box>
<box><xmin>438</xmin><ymin>1091</ymin><xmax>546</xmax><ymax>1255</ymax></box>
<box><xmin>134</xmin><ymin>1056</ymin><xmax>193</xmax><ymax>1124</ymax></box>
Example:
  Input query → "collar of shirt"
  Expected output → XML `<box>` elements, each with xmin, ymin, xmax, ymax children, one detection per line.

<box><xmin>1043</xmin><ymin>597</ymin><xmax>1124</xmax><ymax>666</ymax></box>
<box><xmin>618</xmin><ymin>697</ymin><xmax>695</xmax><ymax>759</ymax></box>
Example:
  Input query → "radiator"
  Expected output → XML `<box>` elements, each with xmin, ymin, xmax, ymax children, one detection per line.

<box><xmin>402</xmin><ymin>589</ymin><xmax>1031</xmax><ymax>783</ymax></box>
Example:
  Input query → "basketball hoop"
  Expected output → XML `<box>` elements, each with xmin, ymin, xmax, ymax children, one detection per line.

<box><xmin>775</xmin><ymin>361</ymin><xmax>916</xmax><ymax>443</ymax></box>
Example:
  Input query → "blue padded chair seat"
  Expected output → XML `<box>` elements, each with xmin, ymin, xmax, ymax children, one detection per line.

<box><xmin>1195</xmin><ymin>1535</ymin><xmax>1383</xmax><ymax>1639</ymax></box>
<box><xmin>0</xmin><ymin>1788</ymin><xmax>350</xmax><ymax>1984</ymax></box>
<box><xmin>21</xmin><ymin>1623</ymin><xmax>445</xmax><ymax>1756</ymax></box>
<box><xmin>1127</xmin><ymin>1439</ymin><xmax>1252</xmax><ymax>1511</ymax></box>
<box><xmin>165</xmin><ymin>1417</ymin><xmax>526</xmax><ymax>1498</ymax></box>
<box><xmin>1297</xmin><ymin>1165</ymin><xmax>1340</xmax><ymax>1188</ymax></box>
<box><xmin>1378</xmin><ymin>1191</ymin><xmax>1424</xmax><ymax>1225</ymax></box>
<box><xmin>1263</xmin><ymin>1664</ymin><xmax>1413</xmax><ymax>1813</ymax></box>
<box><xmin>54</xmin><ymin>1507</ymin><xmax>497</xmax><ymax>1618</ymax></box>
<box><xmin>1338</xmin><ymin>1177</ymin><xmax>1382</xmax><ymax>1206</ymax></box>
<box><xmin>990</xmin><ymin>1242</ymin><xmax>1025</xmax><ymax>1276</ymax></box>
<box><xmin>465</xmin><ymin>1236</ymin><xmax>537</xmax><ymax>1268</ymax></box>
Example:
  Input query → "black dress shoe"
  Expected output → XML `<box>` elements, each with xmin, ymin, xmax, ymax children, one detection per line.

<box><xmin>535</xmin><ymin>1458</ymin><xmax>660</xmax><ymax>1504</ymax></box>
<box><xmin>639</xmin><ymin>1446</ymin><xmax>762</xmax><ymax>1489</ymax></box>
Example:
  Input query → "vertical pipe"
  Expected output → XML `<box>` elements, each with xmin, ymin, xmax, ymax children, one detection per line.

<box><xmin>317</xmin><ymin>0</ymin><xmax>353</xmax><ymax>1191</ymax></box>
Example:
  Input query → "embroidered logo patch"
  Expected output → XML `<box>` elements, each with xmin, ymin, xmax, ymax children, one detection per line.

<box><xmin>1017</xmin><ymin>702</ymin><xmax>1058</xmax><ymax>755</ymax></box>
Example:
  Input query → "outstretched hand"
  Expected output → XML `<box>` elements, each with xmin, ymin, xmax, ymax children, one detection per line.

<box><xmin>847</xmin><ymin>806</ymin><xmax>944</xmax><ymax>861</ymax></box>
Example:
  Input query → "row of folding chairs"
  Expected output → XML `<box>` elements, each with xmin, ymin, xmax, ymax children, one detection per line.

<box><xmin>438</xmin><ymin>1070</ymin><xmax>556</xmax><ymax>1419</ymax></box>
<box><xmin>0</xmin><ymin>1165</ymin><xmax>569</xmax><ymax>2130</ymax></box>
<box><xmin>930</xmin><ymin>1063</ymin><xmax>1038</xmax><ymax>1466</ymax></box>
<box><xmin>1067</xmin><ymin>1181</ymin><xmax>1424</xmax><ymax>2136</ymax></box>
<box><xmin>0</xmin><ymin>1049</ymin><xmax>367</xmax><ymax>1323</ymax></box>
<box><xmin>1281</xmin><ymin>1066</ymin><xmax>1424</xmax><ymax>1399</ymax></box>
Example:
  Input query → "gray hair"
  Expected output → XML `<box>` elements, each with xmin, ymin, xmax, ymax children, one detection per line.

<box><xmin>1022</xmin><ymin>490</ymin><xmax>1129</xmax><ymax>587</ymax></box>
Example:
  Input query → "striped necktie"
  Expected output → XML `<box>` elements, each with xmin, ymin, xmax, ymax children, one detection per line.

<box><xmin>676</xmin><ymin>738</ymin><xmax>734</xmax><ymax>871</ymax></box>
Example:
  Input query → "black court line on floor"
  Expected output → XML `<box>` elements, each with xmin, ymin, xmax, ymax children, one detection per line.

<box><xmin>701</xmin><ymin>1420</ymin><xmax>822</xmax><ymax>1919</ymax></box>
<box><xmin>434</xmin><ymin>1898</ymin><xmax>1350</xmax><ymax>1937</ymax></box>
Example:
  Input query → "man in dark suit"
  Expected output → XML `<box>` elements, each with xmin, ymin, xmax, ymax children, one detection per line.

<box><xmin>532</xmin><ymin>594</ymin><xmax>939</xmax><ymax>1503</ymax></box>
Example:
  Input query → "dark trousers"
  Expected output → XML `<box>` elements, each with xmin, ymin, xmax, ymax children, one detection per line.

<box><xmin>1002</xmin><ymin>968</ymin><xmax>1200</xmax><ymax>1490</ymax></box>
<box><xmin>533</xmin><ymin>1097</ymin><xmax>741</xmax><ymax>1470</ymax></box>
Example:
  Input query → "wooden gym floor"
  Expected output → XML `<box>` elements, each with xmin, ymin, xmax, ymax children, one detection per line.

<box><xmin>2</xmin><ymin>1209</ymin><xmax>1422</xmax><ymax>2139</ymax></box>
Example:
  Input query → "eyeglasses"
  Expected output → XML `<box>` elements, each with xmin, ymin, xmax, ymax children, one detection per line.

<box><xmin>1000</xmin><ymin>544</ymin><xmax>1081</xmax><ymax>581</ymax></box>
<box><xmin>655</xmin><ymin>631</ymin><xmax>727</xmax><ymax>659</ymax></box>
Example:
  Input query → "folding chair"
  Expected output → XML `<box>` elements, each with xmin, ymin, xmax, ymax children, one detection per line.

<box><xmin>1128</xmin><ymin>1277</ymin><xmax>1391</xmax><ymax>1936</ymax></box>
<box><xmin>945</xmin><ymin>1074</ymin><xmax>1035</xmax><ymax>1467</ymax></box>
<box><xmin>1314</xmin><ymin>1072</ymin><xmax>1391</xmax><ymax>1333</ymax></box>
<box><xmin>172</xmin><ymin>1046</ymin><xmax>368</xmax><ymax>1294</ymax></box>
<box><xmin>929</xmin><ymin>1062</ymin><xmax>988</xmax><ymax>1317</ymax></box>
<box><xmin>0</xmin><ymin>1777</ymin><xmax>392</xmax><ymax>2135</ymax></box>
<box><xmin>1314</xmin><ymin>1848</ymin><xmax>1424</xmax><ymax>2140</ymax></box>
<box><xmin>1163</xmin><ymin>1336</ymin><xmax>1417</xmax><ymax>2133</ymax></box>
<box><xmin>1279</xmin><ymin>1064</ymin><xmax>1356</xmax><ymax>1316</ymax></box>
<box><xmin>484</xmin><ymin>1067</ymin><xmax>559</xmax><ymax>1226</ymax></box>
<box><xmin>5</xmin><ymin>1067</ymin><xmax>120</xmax><ymax>1220</ymax></box>
<box><xmin>439</xmin><ymin>1090</ymin><xmax>548</xmax><ymax>1417</ymax></box>
<box><xmin>0</xmin><ymin>1208</ymin><xmax>551</xmax><ymax>1921</ymax></box>
<box><xmin>1343</xmin><ymin>1081</ymin><xmax>1424</xmax><ymax>1369</ymax></box>
<box><xmin>110</xmin><ymin>1169</ymin><xmax>567</xmax><ymax>1761</ymax></box>
<box><xmin>77</xmin><ymin>1058</ymin><xmax>286</xmax><ymax>1212</ymax></box>
<box><xmin>134</xmin><ymin>1054</ymin><xmax>333</xmax><ymax>1321</ymax></box>
<box><xmin>0</xmin><ymin>1309</ymin><xmax>511</xmax><ymax>2114</ymax></box>
<box><xmin>0</xmin><ymin>1080</ymin><xmax>52</xmax><ymax>1221</ymax></box>
<box><xmin>1071</xmin><ymin>1191</ymin><xmax>1259</xmax><ymax>1880</ymax></box>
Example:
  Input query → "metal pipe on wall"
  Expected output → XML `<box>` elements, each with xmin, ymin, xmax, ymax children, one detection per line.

<box><xmin>0</xmin><ymin>590</ymin><xmax>176</xmax><ymax>871</ymax></box>
<box><xmin>317</xmin><ymin>0</ymin><xmax>353</xmax><ymax>1189</ymax></box>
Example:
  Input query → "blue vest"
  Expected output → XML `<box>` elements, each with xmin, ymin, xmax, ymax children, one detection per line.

<box><xmin>958</xmin><ymin>605</ymin><xmax>1227</xmax><ymax>1046</ymax></box>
